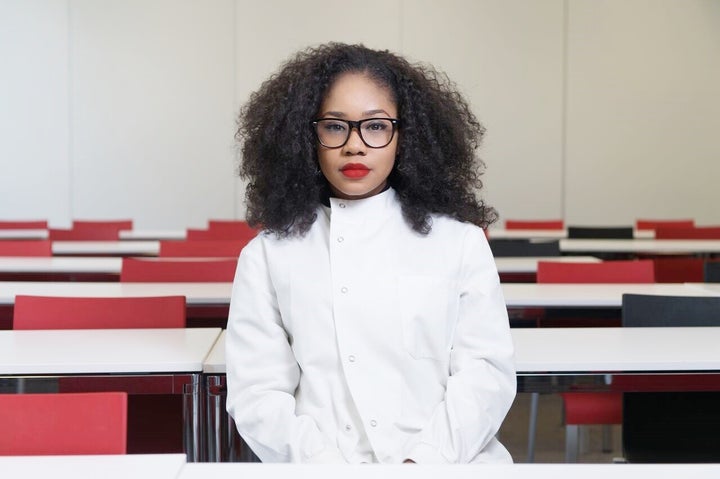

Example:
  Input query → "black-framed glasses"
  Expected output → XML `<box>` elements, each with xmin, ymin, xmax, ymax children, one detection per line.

<box><xmin>311</xmin><ymin>118</ymin><xmax>400</xmax><ymax>149</ymax></box>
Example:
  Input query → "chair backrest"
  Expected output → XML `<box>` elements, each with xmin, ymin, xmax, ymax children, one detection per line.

<box><xmin>537</xmin><ymin>260</ymin><xmax>655</xmax><ymax>283</ymax></box>
<box><xmin>488</xmin><ymin>239</ymin><xmax>561</xmax><ymax>257</ymax></box>
<box><xmin>72</xmin><ymin>220</ymin><xmax>133</xmax><ymax>230</ymax></box>
<box><xmin>655</xmin><ymin>226</ymin><xmax>720</xmax><ymax>239</ymax></box>
<box><xmin>705</xmin><ymin>261</ymin><xmax>720</xmax><ymax>283</ymax></box>
<box><xmin>505</xmin><ymin>219</ymin><xmax>564</xmax><ymax>230</ymax></box>
<box><xmin>567</xmin><ymin>226</ymin><xmax>634</xmax><ymax>239</ymax></box>
<box><xmin>0</xmin><ymin>392</ymin><xmax>127</xmax><ymax>455</ymax></box>
<box><xmin>187</xmin><ymin>220</ymin><xmax>258</xmax><ymax>241</ymax></box>
<box><xmin>621</xmin><ymin>294</ymin><xmax>720</xmax><ymax>462</ymax></box>
<box><xmin>120</xmin><ymin>257</ymin><xmax>237</xmax><ymax>282</ymax></box>
<box><xmin>159</xmin><ymin>239</ymin><xmax>249</xmax><ymax>257</ymax></box>
<box><xmin>653</xmin><ymin>257</ymin><xmax>705</xmax><ymax>283</ymax></box>
<box><xmin>635</xmin><ymin>219</ymin><xmax>694</xmax><ymax>230</ymax></box>
<box><xmin>49</xmin><ymin>226</ymin><xmax>121</xmax><ymax>240</ymax></box>
<box><xmin>13</xmin><ymin>295</ymin><xmax>186</xmax><ymax>330</ymax></box>
<box><xmin>0</xmin><ymin>220</ymin><xmax>48</xmax><ymax>229</ymax></box>
<box><xmin>0</xmin><ymin>240</ymin><xmax>52</xmax><ymax>257</ymax></box>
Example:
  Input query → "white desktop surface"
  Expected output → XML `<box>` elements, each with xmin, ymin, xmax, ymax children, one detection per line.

<box><xmin>119</xmin><ymin>229</ymin><xmax>186</xmax><ymax>240</ymax></box>
<box><xmin>512</xmin><ymin>327</ymin><xmax>720</xmax><ymax>373</ymax></box>
<box><xmin>560</xmin><ymin>238</ymin><xmax>720</xmax><ymax>254</ymax></box>
<box><xmin>0</xmin><ymin>327</ymin><xmax>221</xmax><ymax>374</ymax></box>
<box><xmin>0</xmin><ymin>256</ymin><xmax>122</xmax><ymax>273</ymax></box>
<box><xmin>494</xmin><ymin>256</ymin><xmax>600</xmax><ymax>273</ymax></box>
<box><xmin>177</xmin><ymin>463</ymin><xmax>720</xmax><ymax>479</ymax></box>
<box><xmin>487</xmin><ymin>229</ymin><xmax>654</xmax><ymax>240</ymax></box>
<box><xmin>203</xmin><ymin>330</ymin><xmax>226</xmax><ymax>374</ymax></box>
<box><xmin>0</xmin><ymin>454</ymin><xmax>186</xmax><ymax>479</ymax></box>
<box><xmin>0</xmin><ymin>281</ymin><xmax>233</xmax><ymax>305</ymax></box>
<box><xmin>501</xmin><ymin>283</ymin><xmax>717</xmax><ymax>308</ymax></box>
<box><xmin>52</xmin><ymin>240</ymin><xmax>160</xmax><ymax>256</ymax></box>
<box><xmin>0</xmin><ymin>229</ymin><xmax>49</xmax><ymax>239</ymax></box>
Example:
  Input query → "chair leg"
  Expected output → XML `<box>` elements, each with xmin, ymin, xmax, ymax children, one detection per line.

<box><xmin>527</xmin><ymin>392</ymin><xmax>539</xmax><ymax>463</ymax></box>
<box><xmin>601</xmin><ymin>424</ymin><xmax>613</xmax><ymax>453</ymax></box>
<box><xmin>565</xmin><ymin>424</ymin><xmax>579</xmax><ymax>462</ymax></box>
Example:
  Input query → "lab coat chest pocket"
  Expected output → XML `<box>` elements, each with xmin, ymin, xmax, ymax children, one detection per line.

<box><xmin>399</xmin><ymin>275</ymin><xmax>458</xmax><ymax>360</ymax></box>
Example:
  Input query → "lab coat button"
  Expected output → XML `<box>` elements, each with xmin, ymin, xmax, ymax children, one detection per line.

<box><xmin>337</xmin><ymin>236</ymin><xmax>344</xmax><ymax>243</ymax></box>
<box><xmin>370</xmin><ymin>420</ymin><xmax>377</xmax><ymax>427</ymax></box>
<box><xmin>348</xmin><ymin>355</ymin><xmax>356</xmax><ymax>363</ymax></box>
<box><xmin>340</xmin><ymin>287</ymin><xmax>348</xmax><ymax>293</ymax></box>
<box><xmin>345</xmin><ymin>424</ymin><xmax>352</xmax><ymax>432</ymax></box>
<box><xmin>339</xmin><ymin>203</ymin><xmax>346</xmax><ymax>208</ymax></box>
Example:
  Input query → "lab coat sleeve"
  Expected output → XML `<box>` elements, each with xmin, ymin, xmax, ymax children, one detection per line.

<box><xmin>405</xmin><ymin>227</ymin><xmax>516</xmax><ymax>463</ymax></box>
<box><xmin>225</xmin><ymin>237</ymin><xmax>346</xmax><ymax>463</ymax></box>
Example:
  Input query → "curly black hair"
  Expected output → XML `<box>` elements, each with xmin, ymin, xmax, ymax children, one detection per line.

<box><xmin>237</xmin><ymin>42</ymin><xmax>497</xmax><ymax>237</ymax></box>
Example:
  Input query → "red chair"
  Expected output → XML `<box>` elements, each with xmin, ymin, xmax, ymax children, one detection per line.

<box><xmin>0</xmin><ymin>392</ymin><xmax>127</xmax><ymax>455</ymax></box>
<box><xmin>187</xmin><ymin>220</ymin><xmax>258</xmax><ymax>241</ymax></box>
<box><xmin>537</xmin><ymin>259</ymin><xmax>655</xmax><ymax>284</ymax></box>
<box><xmin>0</xmin><ymin>220</ymin><xmax>48</xmax><ymax>229</ymax></box>
<box><xmin>505</xmin><ymin>219</ymin><xmax>564</xmax><ymax>230</ymax></box>
<box><xmin>0</xmin><ymin>240</ymin><xmax>52</xmax><ymax>257</ymax></box>
<box><xmin>655</xmin><ymin>226</ymin><xmax>720</xmax><ymax>239</ymax></box>
<box><xmin>120</xmin><ymin>257</ymin><xmax>237</xmax><ymax>282</ymax></box>
<box><xmin>48</xmin><ymin>220</ymin><xmax>134</xmax><ymax>241</ymax></box>
<box><xmin>533</xmin><ymin>260</ymin><xmax>654</xmax><ymax>462</ymax></box>
<box><xmin>159</xmin><ymin>239</ymin><xmax>249</xmax><ymax>257</ymax></box>
<box><xmin>13</xmin><ymin>294</ymin><xmax>185</xmax><ymax>454</ymax></box>
<box><xmin>636</xmin><ymin>219</ymin><xmax>694</xmax><ymax>230</ymax></box>
<box><xmin>13</xmin><ymin>295</ymin><xmax>186</xmax><ymax>330</ymax></box>
<box><xmin>653</xmin><ymin>257</ymin><xmax>705</xmax><ymax>283</ymax></box>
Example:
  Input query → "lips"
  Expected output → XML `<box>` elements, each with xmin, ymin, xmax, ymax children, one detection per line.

<box><xmin>340</xmin><ymin>163</ymin><xmax>370</xmax><ymax>178</ymax></box>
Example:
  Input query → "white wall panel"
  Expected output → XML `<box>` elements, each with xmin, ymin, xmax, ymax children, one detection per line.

<box><xmin>0</xmin><ymin>0</ymin><xmax>71</xmax><ymax>226</ymax></box>
<box><xmin>70</xmin><ymin>0</ymin><xmax>236</xmax><ymax>228</ymax></box>
<box><xmin>565</xmin><ymin>0</ymin><xmax>720</xmax><ymax>225</ymax></box>
<box><xmin>402</xmin><ymin>0</ymin><xmax>565</xmax><ymax>225</ymax></box>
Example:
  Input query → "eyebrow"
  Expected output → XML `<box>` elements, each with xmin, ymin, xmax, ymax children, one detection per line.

<box><xmin>320</xmin><ymin>109</ymin><xmax>391</xmax><ymax>118</ymax></box>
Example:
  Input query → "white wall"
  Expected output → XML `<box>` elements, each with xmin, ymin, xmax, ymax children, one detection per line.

<box><xmin>1</xmin><ymin>0</ymin><xmax>719</xmax><ymax>228</ymax></box>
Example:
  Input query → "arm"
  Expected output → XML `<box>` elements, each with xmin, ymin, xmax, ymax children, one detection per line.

<box><xmin>405</xmin><ymin>227</ymin><xmax>516</xmax><ymax>463</ymax></box>
<box><xmin>225</xmin><ymin>237</ymin><xmax>346</xmax><ymax>463</ymax></box>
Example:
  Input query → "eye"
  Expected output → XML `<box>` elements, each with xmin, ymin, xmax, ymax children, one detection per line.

<box><xmin>364</xmin><ymin>120</ymin><xmax>389</xmax><ymax>131</ymax></box>
<box><xmin>320</xmin><ymin>120</ymin><xmax>347</xmax><ymax>133</ymax></box>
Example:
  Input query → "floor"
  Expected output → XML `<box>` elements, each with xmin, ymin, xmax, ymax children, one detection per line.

<box><xmin>499</xmin><ymin>392</ymin><xmax>622</xmax><ymax>463</ymax></box>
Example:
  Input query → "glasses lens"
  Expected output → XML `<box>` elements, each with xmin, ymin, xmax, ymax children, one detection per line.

<box><xmin>315</xmin><ymin>120</ymin><xmax>349</xmax><ymax>148</ymax></box>
<box><xmin>360</xmin><ymin>119</ymin><xmax>394</xmax><ymax>148</ymax></box>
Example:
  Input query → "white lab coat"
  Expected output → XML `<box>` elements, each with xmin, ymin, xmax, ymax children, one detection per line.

<box><xmin>226</xmin><ymin>188</ymin><xmax>516</xmax><ymax>463</ymax></box>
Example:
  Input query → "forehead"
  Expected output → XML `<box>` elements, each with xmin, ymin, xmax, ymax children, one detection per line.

<box><xmin>320</xmin><ymin>72</ymin><xmax>396</xmax><ymax>115</ymax></box>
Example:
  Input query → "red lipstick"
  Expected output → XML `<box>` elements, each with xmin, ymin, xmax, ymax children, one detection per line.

<box><xmin>340</xmin><ymin>163</ymin><xmax>370</xmax><ymax>178</ymax></box>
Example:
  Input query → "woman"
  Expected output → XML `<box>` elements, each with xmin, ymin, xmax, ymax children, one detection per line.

<box><xmin>226</xmin><ymin>43</ymin><xmax>515</xmax><ymax>464</ymax></box>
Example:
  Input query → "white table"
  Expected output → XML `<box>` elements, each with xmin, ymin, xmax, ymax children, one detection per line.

<box><xmin>502</xmin><ymin>283</ymin><xmax>719</xmax><ymax>308</ymax></box>
<box><xmin>0</xmin><ymin>229</ymin><xmax>49</xmax><ymax>240</ymax></box>
<box><xmin>52</xmin><ymin>240</ymin><xmax>160</xmax><ymax>256</ymax></box>
<box><xmin>487</xmin><ymin>229</ymin><xmax>654</xmax><ymax>240</ymax></box>
<box><xmin>560</xmin><ymin>238</ymin><xmax>720</xmax><ymax>255</ymax></box>
<box><xmin>177</xmin><ymin>463</ymin><xmax>720</xmax><ymax>479</ymax></box>
<box><xmin>0</xmin><ymin>327</ymin><xmax>222</xmax><ymax>461</ymax></box>
<box><xmin>0</xmin><ymin>454</ymin><xmax>186</xmax><ymax>479</ymax></box>
<box><xmin>0</xmin><ymin>256</ymin><xmax>122</xmax><ymax>274</ymax></box>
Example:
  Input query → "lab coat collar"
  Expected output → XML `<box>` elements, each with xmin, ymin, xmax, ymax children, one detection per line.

<box><xmin>325</xmin><ymin>187</ymin><xmax>398</xmax><ymax>224</ymax></box>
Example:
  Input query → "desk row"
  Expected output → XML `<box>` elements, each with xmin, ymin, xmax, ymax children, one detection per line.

<box><xmin>2</xmin><ymin>454</ymin><xmax>719</xmax><ymax>478</ymax></box>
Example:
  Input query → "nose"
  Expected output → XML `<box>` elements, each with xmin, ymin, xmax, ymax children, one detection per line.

<box><xmin>342</xmin><ymin>126</ymin><xmax>366</xmax><ymax>154</ymax></box>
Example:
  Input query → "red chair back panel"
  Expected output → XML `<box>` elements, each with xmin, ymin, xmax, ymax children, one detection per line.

<box><xmin>537</xmin><ymin>260</ymin><xmax>655</xmax><ymax>283</ymax></box>
<box><xmin>636</xmin><ymin>219</ymin><xmax>694</xmax><ymax>230</ymax></box>
<box><xmin>0</xmin><ymin>392</ymin><xmax>127</xmax><ymax>455</ymax></box>
<box><xmin>655</xmin><ymin>227</ymin><xmax>720</xmax><ymax>239</ymax></box>
<box><xmin>49</xmin><ymin>226</ymin><xmax>121</xmax><ymax>240</ymax></box>
<box><xmin>505</xmin><ymin>220</ymin><xmax>564</xmax><ymax>230</ymax></box>
<box><xmin>120</xmin><ymin>258</ymin><xmax>237</xmax><ymax>282</ymax></box>
<box><xmin>653</xmin><ymin>257</ymin><xmax>705</xmax><ymax>283</ymax></box>
<box><xmin>72</xmin><ymin>220</ymin><xmax>133</xmax><ymax>230</ymax></box>
<box><xmin>0</xmin><ymin>220</ymin><xmax>48</xmax><ymax>229</ymax></box>
<box><xmin>159</xmin><ymin>239</ymin><xmax>249</xmax><ymax>257</ymax></box>
<box><xmin>0</xmin><ymin>240</ymin><xmax>52</xmax><ymax>257</ymax></box>
<box><xmin>561</xmin><ymin>392</ymin><xmax>622</xmax><ymax>424</ymax></box>
<box><xmin>13</xmin><ymin>295</ymin><xmax>186</xmax><ymax>330</ymax></box>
